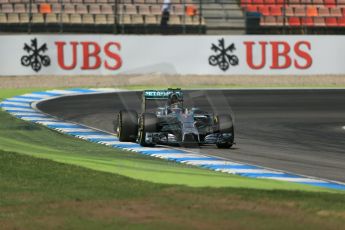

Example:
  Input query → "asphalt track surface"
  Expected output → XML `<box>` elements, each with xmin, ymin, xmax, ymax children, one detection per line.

<box><xmin>37</xmin><ymin>90</ymin><xmax>345</xmax><ymax>183</ymax></box>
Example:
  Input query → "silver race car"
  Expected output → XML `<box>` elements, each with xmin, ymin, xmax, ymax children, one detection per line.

<box><xmin>115</xmin><ymin>89</ymin><xmax>234</xmax><ymax>148</ymax></box>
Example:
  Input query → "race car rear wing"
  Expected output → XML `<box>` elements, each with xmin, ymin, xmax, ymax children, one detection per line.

<box><xmin>142</xmin><ymin>88</ymin><xmax>183</xmax><ymax>112</ymax></box>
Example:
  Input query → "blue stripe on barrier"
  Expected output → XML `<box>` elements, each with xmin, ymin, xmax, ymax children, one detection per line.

<box><xmin>87</xmin><ymin>138</ymin><xmax>118</xmax><ymax>142</ymax></box>
<box><xmin>18</xmin><ymin>115</ymin><xmax>49</xmax><ymax>118</ymax></box>
<box><xmin>13</xmin><ymin>96</ymin><xmax>44</xmax><ymax>100</ymax></box>
<box><xmin>205</xmin><ymin>165</ymin><xmax>259</xmax><ymax>170</ymax></box>
<box><xmin>116</xmin><ymin>144</ymin><xmax>145</xmax><ymax>148</ymax></box>
<box><xmin>112</xmin><ymin>144</ymin><xmax>142</xmax><ymax>148</ymax></box>
<box><xmin>28</xmin><ymin>119</ymin><xmax>55</xmax><ymax>122</ymax></box>
<box><xmin>6</xmin><ymin>110</ymin><xmax>36</xmax><ymax>113</ymax></box>
<box><xmin>65</xmin><ymin>133</ymin><xmax>78</xmax><ymax>136</ymax></box>
<box><xmin>2</xmin><ymin>100</ymin><xmax>31</xmax><ymax>104</ymax></box>
<box><xmin>69</xmin><ymin>89</ymin><xmax>98</xmax><ymax>93</ymax></box>
<box><xmin>8</xmin><ymin>98</ymin><xmax>36</xmax><ymax>102</ymax></box>
<box><xmin>46</xmin><ymin>124</ymin><xmax>81</xmax><ymax>128</ymax></box>
<box><xmin>30</xmin><ymin>92</ymin><xmax>62</xmax><ymax>96</ymax></box>
<box><xmin>174</xmin><ymin>157</ymin><xmax>218</xmax><ymax>162</ymax></box>
<box><xmin>0</xmin><ymin>104</ymin><xmax>31</xmax><ymax>108</ymax></box>
<box><xmin>300</xmin><ymin>182</ymin><xmax>345</xmax><ymax>190</ymax></box>
<box><xmin>139</xmin><ymin>149</ymin><xmax>186</xmax><ymax>154</ymax></box>
<box><xmin>239</xmin><ymin>173</ymin><xmax>302</xmax><ymax>178</ymax></box>
<box><xmin>67</xmin><ymin>132</ymin><xmax>108</xmax><ymax>136</ymax></box>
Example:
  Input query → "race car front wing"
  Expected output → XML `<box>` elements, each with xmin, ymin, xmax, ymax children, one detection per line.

<box><xmin>142</xmin><ymin>132</ymin><xmax>233</xmax><ymax>146</ymax></box>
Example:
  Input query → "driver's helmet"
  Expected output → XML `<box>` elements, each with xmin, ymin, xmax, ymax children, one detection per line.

<box><xmin>167</xmin><ymin>93</ymin><xmax>183</xmax><ymax>114</ymax></box>
<box><xmin>168</xmin><ymin>93</ymin><xmax>181</xmax><ymax>107</ymax></box>
<box><xmin>168</xmin><ymin>93</ymin><xmax>179</xmax><ymax>105</ymax></box>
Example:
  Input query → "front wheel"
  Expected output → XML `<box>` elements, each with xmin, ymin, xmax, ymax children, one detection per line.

<box><xmin>138</xmin><ymin>113</ymin><xmax>158</xmax><ymax>147</ymax></box>
<box><xmin>116</xmin><ymin>110</ymin><xmax>138</xmax><ymax>142</ymax></box>
<box><xmin>215</xmin><ymin>114</ymin><xmax>234</xmax><ymax>149</ymax></box>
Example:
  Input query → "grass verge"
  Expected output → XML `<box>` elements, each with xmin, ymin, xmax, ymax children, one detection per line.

<box><xmin>1</xmin><ymin>150</ymin><xmax>345</xmax><ymax>230</ymax></box>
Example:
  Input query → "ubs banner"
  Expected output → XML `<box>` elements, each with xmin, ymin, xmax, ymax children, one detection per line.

<box><xmin>0</xmin><ymin>35</ymin><xmax>344</xmax><ymax>75</ymax></box>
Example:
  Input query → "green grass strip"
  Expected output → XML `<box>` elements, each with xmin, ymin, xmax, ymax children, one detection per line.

<box><xmin>1</xmin><ymin>150</ymin><xmax>345</xmax><ymax>230</ymax></box>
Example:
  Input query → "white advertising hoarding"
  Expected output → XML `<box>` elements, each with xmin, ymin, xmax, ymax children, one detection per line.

<box><xmin>0</xmin><ymin>35</ymin><xmax>344</xmax><ymax>76</ymax></box>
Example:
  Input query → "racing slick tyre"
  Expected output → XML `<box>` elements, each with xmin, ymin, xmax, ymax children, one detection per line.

<box><xmin>215</xmin><ymin>114</ymin><xmax>234</xmax><ymax>149</ymax></box>
<box><xmin>116</xmin><ymin>110</ymin><xmax>138</xmax><ymax>142</ymax></box>
<box><xmin>138</xmin><ymin>113</ymin><xmax>158</xmax><ymax>147</ymax></box>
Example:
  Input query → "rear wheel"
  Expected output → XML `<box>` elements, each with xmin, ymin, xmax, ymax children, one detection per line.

<box><xmin>215</xmin><ymin>114</ymin><xmax>234</xmax><ymax>149</ymax></box>
<box><xmin>116</xmin><ymin>110</ymin><xmax>138</xmax><ymax>142</ymax></box>
<box><xmin>138</xmin><ymin>113</ymin><xmax>158</xmax><ymax>147</ymax></box>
